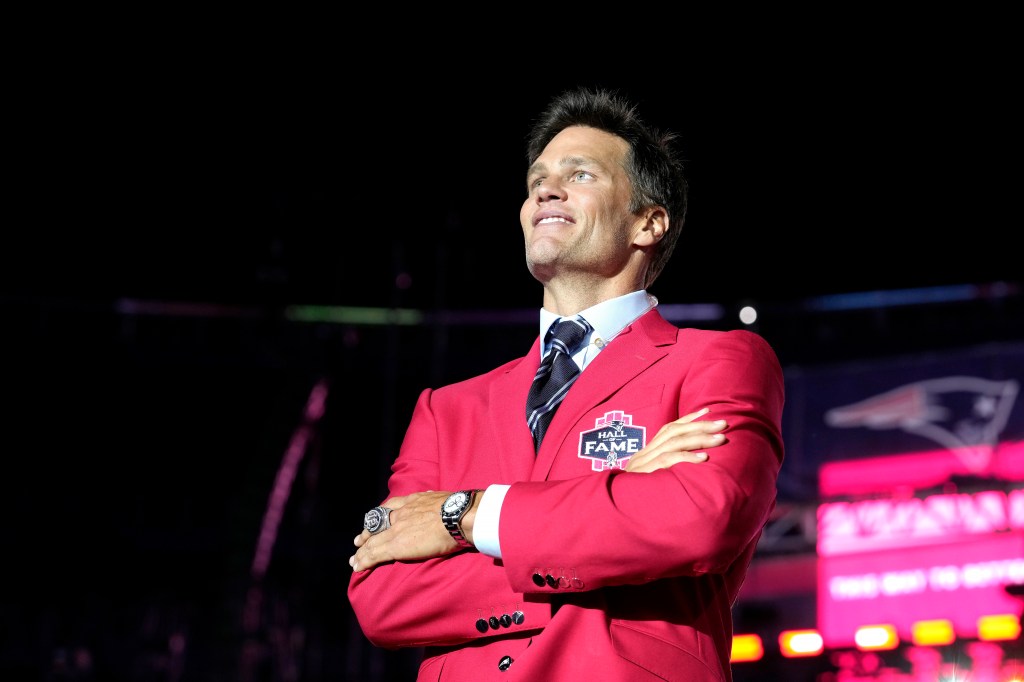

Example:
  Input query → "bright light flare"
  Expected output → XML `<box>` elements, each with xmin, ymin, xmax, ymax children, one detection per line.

<box><xmin>779</xmin><ymin>629</ymin><xmax>824</xmax><ymax>657</ymax></box>
<box><xmin>854</xmin><ymin>624</ymin><xmax>899</xmax><ymax>651</ymax></box>
<box><xmin>730</xmin><ymin>634</ymin><xmax>764</xmax><ymax>662</ymax></box>
<box><xmin>912</xmin><ymin>619</ymin><xmax>955</xmax><ymax>646</ymax></box>
<box><xmin>977</xmin><ymin>613</ymin><xmax>1022</xmax><ymax>641</ymax></box>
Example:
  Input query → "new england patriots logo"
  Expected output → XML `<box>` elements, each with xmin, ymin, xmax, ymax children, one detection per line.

<box><xmin>578</xmin><ymin>411</ymin><xmax>646</xmax><ymax>471</ymax></box>
<box><xmin>824</xmin><ymin>376</ymin><xmax>1019</xmax><ymax>473</ymax></box>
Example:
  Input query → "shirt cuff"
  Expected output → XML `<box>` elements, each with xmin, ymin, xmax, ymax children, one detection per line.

<box><xmin>472</xmin><ymin>484</ymin><xmax>510</xmax><ymax>559</ymax></box>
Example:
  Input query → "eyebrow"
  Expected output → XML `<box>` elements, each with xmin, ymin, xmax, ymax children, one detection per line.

<box><xmin>527</xmin><ymin>155</ymin><xmax>598</xmax><ymax>179</ymax></box>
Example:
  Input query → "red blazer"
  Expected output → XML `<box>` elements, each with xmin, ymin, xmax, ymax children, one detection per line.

<box><xmin>348</xmin><ymin>309</ymin><xmax>785</xmax><ymax>681</ymax></box>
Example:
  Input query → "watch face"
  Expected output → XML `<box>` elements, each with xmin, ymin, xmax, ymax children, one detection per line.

<box><xmin>444</xmin><ymin>492</ymin><xmax>467</xmax><ymax>514</ymax></box>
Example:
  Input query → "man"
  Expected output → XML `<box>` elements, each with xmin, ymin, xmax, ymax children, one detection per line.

<box><xmin>348</xmin><ymin>87</ymin><xmax>785</xmax><ymax>681</ymax></box>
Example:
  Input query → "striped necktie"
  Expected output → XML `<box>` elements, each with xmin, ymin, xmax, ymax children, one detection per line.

<box><xmin>526</xmin><ymin>317</ymin><xmax>592</xmax><ymax>451</ymax></box>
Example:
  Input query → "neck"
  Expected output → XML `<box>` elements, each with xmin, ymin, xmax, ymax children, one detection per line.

<box><xmin>540</xmin><ymin>274</ymin><xmax>644</xmax><ymax>317</ymax></box>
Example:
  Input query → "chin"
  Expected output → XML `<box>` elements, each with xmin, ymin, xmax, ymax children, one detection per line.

<box><xmin>525</xmin><ymin>257</ymin><xmax>556</xmax><ymax>282</ymax></box>
<box><xmin>527</xmin><ymin>238</ymin><xmax>564</xmax><ymax>262</ymax></box>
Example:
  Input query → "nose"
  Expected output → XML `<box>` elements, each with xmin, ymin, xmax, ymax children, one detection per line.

<box><xmin>532</xmin><ymin>176</ymin><xmax>567</xmax><ymax>202</ymax></box>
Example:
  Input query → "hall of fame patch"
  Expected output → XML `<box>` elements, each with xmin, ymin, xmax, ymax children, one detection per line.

<box><xmin>578</xmin><ymin>410</ymin><xmax>646</xmax><ymax>471</ymax></box>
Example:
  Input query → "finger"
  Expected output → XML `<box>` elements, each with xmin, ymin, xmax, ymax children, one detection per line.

<box><xmin>666</xmin><ymin>415</ymin><xmax>726</xmax><ymax>437</ymax></box>
<box><xmin>646</xmin><ymin>410</ymin><xmax>703</xmax><ymax>442</ymax></box>
<box><xmin>350</xmin><ymin>536</ymin><xmax>390</xmax><ymax>572</ymax></box>
<box><xmin>626</xmin><ymin>423</ymin><xmax>727</xmax><ymax>471</ymax></box>
<box><xmin>701</xmin><ymin>419</ymin><xmax>727</xmax><ymax>434</ymax></box>
<box><xmin>641</xmin><ymin>421</ymin><xmax>726</xmax><ymax>460</ymax></box>
<box><xmin>351</xmin><ymin>549</ymin><xmax>376</xmax><ymax>572</ymax></box>
<box><xmin>354</xmin><ymin>527</ymin><xmax>376</xmax><ymax>547</ymax></box>
<box><xmin>645</xmin><ymin>413</ymin><xmax>723</xmax><ymax>450</ymax></box>
<box><xmin>658</xmin><ymin>431</ymin><xmax>725</xmax><ymax>455</ymax></box>
<box><xmin>680</xmin><ymin>407</ymin><xmax>710</xmax><ymax>423</ymax></box>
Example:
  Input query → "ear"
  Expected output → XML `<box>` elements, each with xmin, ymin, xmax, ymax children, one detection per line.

<box><xmin>632</xmin><ymin>207</ymin><xmax>669</xmax><ymax>247</ymax></box>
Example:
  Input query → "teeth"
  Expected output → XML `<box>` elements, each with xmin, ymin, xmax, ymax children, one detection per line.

<box><xmin>538</xmin><ymin>217</ymin><xmax>570</xmax><ymax>224</ymax></box>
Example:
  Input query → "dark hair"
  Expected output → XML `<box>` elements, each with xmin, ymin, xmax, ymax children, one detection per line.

<box><xmin>525</xmin><ymin>87</ymin><xmax>688</xmax><ymax>289</ymax></box>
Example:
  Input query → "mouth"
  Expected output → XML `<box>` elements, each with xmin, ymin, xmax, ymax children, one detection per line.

<box><xmin>534</xmin><ymin>216</ymin><xmax>574</xmax><ymax>227</ymax></box>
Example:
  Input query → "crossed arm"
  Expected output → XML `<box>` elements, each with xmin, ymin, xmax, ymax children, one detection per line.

<box><xmin>349</xmin><ymin>407</ymin><xmax>726</xmax><ymax>572</ymax></box>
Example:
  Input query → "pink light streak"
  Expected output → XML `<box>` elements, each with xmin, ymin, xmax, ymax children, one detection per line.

<box><xmin>250</xmin><ymin>378</ymin><xmax>329</xmax><ymax>580</ymax></box>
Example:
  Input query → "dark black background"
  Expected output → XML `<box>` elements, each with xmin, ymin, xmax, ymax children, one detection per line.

<box><xmin>4</xmin><ymin>22</ymin><xmax>1022</xmax><ymax>681</ymax></box>
<box><xmin>7</xmin><ymin>31</ymin><xmax>1019</xmax><ymax>310</ymax></box>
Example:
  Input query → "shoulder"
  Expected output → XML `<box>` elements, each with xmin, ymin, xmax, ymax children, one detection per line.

<box><xmin>668</xmin><ymin>327</ymin><xmax>783</xmax><ymax>375</ymax></box>
<box><xmin>633</xmin><ymin>311</ymin><xmax>780</xmax><ymax>364</ymax></box>
<box><xmin>679</xmin><ymin>327</ymin><xmax>776</xmax><ymax>353</ymax></box>
<box><xmin>642</xmin><ymin>310</ymin><xmax>778</xmax><ymax>358</ymax></box>
<box><xmin>432</xmin><ymin>354</ymin><xmax>527</xmax><ymax>398</ymax></box>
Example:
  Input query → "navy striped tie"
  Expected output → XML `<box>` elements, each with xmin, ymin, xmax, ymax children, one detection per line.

<box><xmin>526</xmin><ymin>317</ymin><xmax>592</xmax><ymax>451</ymax></box>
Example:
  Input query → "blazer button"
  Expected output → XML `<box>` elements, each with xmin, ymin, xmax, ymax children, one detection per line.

<box><xmin>499</xmin><ymin>613</ymin><xmax>512</xmax><ymax>628</ymax></box>
<box><xmin>489</xmin><ymin>616</ymin><xmax>500</xmax><ymax>630</ymax></box>
<box><xmin>532</xmin><ymin>573</ymin><xmax>545</xmax><ymax>587</ymax></box>
<box><xmin>498</xmin><ymin>655</ymin><xmax>513</xmax><ymax>671</ymax></box>
<box><xmin>475</xmin><ymin>618</ymin><xmax>489</xmax><ymax>633</ymax></box>
<box><xmin>545</xmin><ymin>574</ymin><xmax>558</xmax><ymax>588</ymax></box>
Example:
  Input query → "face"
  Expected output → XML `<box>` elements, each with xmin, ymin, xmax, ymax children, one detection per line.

<box><xmin>520</xmin><ymin>126</ymin><xmax>647</xmax><ymax>284</ymax></box>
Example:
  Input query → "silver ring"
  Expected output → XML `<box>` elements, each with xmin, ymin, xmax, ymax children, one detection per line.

<box><xmin>363</xmin><ymin>506</ymin><xmax>392</xmax><ymax>535</ymax></box>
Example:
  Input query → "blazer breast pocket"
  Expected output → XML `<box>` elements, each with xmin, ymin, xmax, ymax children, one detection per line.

<box><xmin>599</xmin><ymin>382</ymin><xmax>666</xmax><ymax>412</ymax></box>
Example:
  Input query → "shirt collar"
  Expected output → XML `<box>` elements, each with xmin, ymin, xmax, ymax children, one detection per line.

<box><xmin>538</xmin><ymin>290</ymin><xmax>656</xmax><ymax>359</ymax></box>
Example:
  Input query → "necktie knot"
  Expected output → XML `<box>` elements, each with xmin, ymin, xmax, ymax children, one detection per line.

<box><xmin>546</xmin><ymin>317</ymin><xmax>591</xmax><ymax>359</ymax></box>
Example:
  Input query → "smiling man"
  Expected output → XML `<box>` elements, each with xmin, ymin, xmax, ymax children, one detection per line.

<box><xmin>348</xmin><ymin>87</ymin><xmax>786</xmax><ymax>682</ymax></box>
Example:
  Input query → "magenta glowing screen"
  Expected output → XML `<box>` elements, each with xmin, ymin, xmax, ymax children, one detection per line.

<box><xmin>816</xmin><ymin>441</ymin><xmax>1024</xmax><ymax>648</ymax></box>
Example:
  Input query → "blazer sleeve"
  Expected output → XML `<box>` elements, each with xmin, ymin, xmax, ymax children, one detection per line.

<box><xmin>498</xmin><ymin>329</ymin><xmax>785</xmax><ymax>593</ymax></box>
<box><xmin>347</xmin><ymin>387</ymin><xmax>551</xmax><ymax>650</ymax></box>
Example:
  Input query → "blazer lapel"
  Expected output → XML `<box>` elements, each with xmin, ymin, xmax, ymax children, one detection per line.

<box><xmin>489</xmin><ymin>336</ymin><xmax>544</xmax><ymax>483</ymax></box>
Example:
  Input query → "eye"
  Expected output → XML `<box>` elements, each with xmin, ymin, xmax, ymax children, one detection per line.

<box><xmin>572</xmin><ymin>170</ymin><xmax>594</xmax><ymax>182</ymax></box>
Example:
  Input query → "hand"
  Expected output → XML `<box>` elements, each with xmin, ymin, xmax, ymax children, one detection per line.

<box><xmin>625</xmin><ymin>407</ymin><xmax>726</xmax><ymax>473</ymax></box>
<box><xmin>350</xmin><ymin>490</ymin><xmax>462</xmax><ymax>572</ymax></box>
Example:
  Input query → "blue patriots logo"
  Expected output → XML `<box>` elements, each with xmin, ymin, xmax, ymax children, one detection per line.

<box><xmin>824</xmin><ymin>376</ymin><xmax>1020</xmax><ymax>473</ymax></box>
